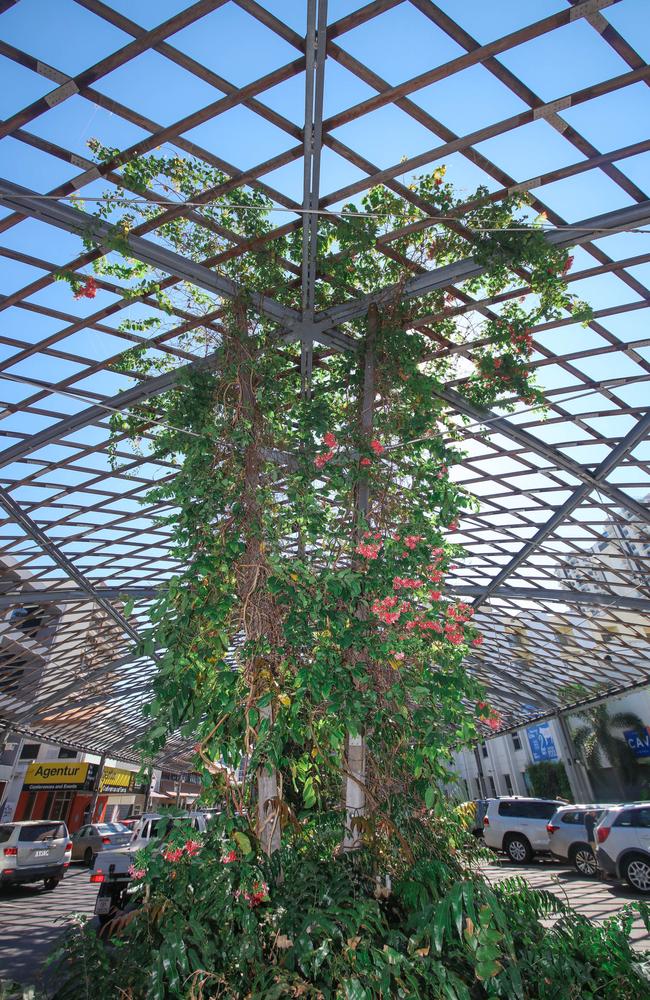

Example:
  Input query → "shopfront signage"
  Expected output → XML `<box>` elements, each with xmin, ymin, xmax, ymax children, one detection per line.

<box><xmin>526</xmin><ymin>723</ymin><xmax>558</xmax><ymax>763</ymax></box>
<box><xmin>624</xmin><ymin>727</ymin><xmax>650</xmax><ymax>758</ymax></box>
<box><xmin>99</xmin><ymin>767</ymin><xmax>137</xmax><ymax>794</ymax></box>
<box><xmin>23</xmin><ymin>761</ymin><xmax>95</xmax><ymax>790</ymax></box>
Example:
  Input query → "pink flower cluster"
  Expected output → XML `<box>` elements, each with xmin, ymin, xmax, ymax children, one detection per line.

<box><xmin>235</xmin><ymin>879</ymin><xmax>269</xmax><ymax>908</ymax></box>
<box><xmin>315</xmin><ymin>432</ymin><xmax>337</xmax><ymax>469</ymax></box>
<box><xmin>356</xmin><ymin>541</ymin><xmax>381</xmax><ymax>560</ymax></box>
<box><xmin>370</xmin><ymin>439</ymin><xmax>384</xmax><ymax>455</ymax></box>
<box><xmin>360</xmin><ymin>457</ymin><xmax>372</xmax><ymax>467</ymax></box>
<box><xmin>404</xmin><ymin>535</ymin><xmax>423</xmax><ymax>549</ymax></box>
<box><xmin>372</xmin><ymin>595</ymin><xmax>407</xmax><ymax>625</ymax></box>
<box><xmin>393</xmin><ymin>576</ymin><xmax>421</xmax><ymax>590</ymax></box>
<box><xmin>471</xmin><ymin>635</ymin><xmax>484</xmax><ymax>648</ymax></box>
<box><xmin>163</xmin><ymin>840</ymin><xmax>202</xmax><ymax>863</ymax></box>
<box><xmin>128</xmin><ymin>864</ymin><xmax>146</xmax><ymax>880</ymax></box>
<box><xmin>74</xmin><ymin>275</ymin><xmax>97</xmax><ymax>300</ymax></box>
<box><xmin>221</xmin><ymin>850</ymin><xmax>238</xmax><ymax>864</ymax></box>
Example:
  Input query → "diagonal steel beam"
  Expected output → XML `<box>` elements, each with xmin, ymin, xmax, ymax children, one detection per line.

<box><xmin>0</xmin><ymin>485</ymin><xmax>141</xmax><ymax>643</ymax></box>
<box><xmin>436</xmin><ymin>386</ymin><xmax>650</xmax><ymax>525</ymax></box>
<box><xmin>471</xmin><ymin>410</ymin><xmax>650</xmax><ymax>610</ymax></box>
<box><xmin>284</xmin><ymin>199</ymin><xmax>650</xmax><ymax>340</ymax></box>
<box><xmin>0</xmin><ymin>178</ymin><xmax>301</xmax><ymax>329</ymax></box>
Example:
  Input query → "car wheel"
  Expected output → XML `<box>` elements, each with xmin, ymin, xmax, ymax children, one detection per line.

<box><xmin>572</xmin><ymin>844</ymin><xmax>597</xmax><ymax>876</ymax></box>
<box><xmin>623</xmin><ymin>854</ymin><xmax>650</xmax><ymax>894</ymax></box>
<box><xmin>503</xmin><ymin>834</ymin><xmax>533</xmax><ymax>864</ymax></box>
<box><xmin>43</xmin><ymin>877</ymin><xmax>60</xmax><ymax>891</ymax></box>
<box><xmin>84</xmin><ymin>847</ymin><xmax>94</xmax><ymax>867</ymax></box>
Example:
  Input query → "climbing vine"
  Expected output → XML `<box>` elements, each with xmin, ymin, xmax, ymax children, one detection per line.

<box><xmin>66</xmin><ymin>141</ymin><xmax>591</xmax><ymax>839</ymax></box>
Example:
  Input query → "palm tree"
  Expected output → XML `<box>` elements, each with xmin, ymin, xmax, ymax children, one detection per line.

<box><xmin>572</xmin><ymin>704</ymin><xmax>644</xmax><ymax>797</ymax></box>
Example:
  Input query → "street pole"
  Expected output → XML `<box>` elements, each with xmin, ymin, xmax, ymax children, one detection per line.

<box><xmin>88</xmin><ymin>754</ymin><xmax>106</xmax><ymax>823</ymax></box>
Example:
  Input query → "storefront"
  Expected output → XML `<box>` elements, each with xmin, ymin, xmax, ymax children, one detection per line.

<box><xmin>98</xmin><ymin>766</ymin><xmax>146</xmax><ymax>821</ymax></box>
<box><xmin>13</xmin><ymin>760</ymin><xmax>106</xmax><ymax>831</ymax></box>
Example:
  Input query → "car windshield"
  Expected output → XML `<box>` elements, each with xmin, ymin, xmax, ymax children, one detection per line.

<box><xmin>18</xmin><ymin>823</ymin><xmax>65</xmax><ymax>842</ymax></box>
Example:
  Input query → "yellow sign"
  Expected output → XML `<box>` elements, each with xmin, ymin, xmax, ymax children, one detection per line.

<box><xmin>24</xmin><ymin>762</ymin><xmax>89</xmax><ymax>788</ymax></box>
<box><xmin>100</xmin><ymin>767</ymin><xmax>135</xmax><ymax>793</ymax></box>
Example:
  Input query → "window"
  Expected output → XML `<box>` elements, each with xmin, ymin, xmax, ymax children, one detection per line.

<box><xmin>488</xmin><ymin>776</ymin><xmax>497</xmax><ymax>797</ymax></box>
<box><xmin>511</xmin><ymin>732</ymin><xmax>522</xmax><ymax>751</ymax></box>
<box><xmin>8</xmin><ymin>605</ymin><xmax>45</xmax><ymax>636</ymax></box>
<box><xmin>561</xmin><ymin>811</ymin><xmax>582</xmax><ymax>825</ymax></box>
<box><xmin>57</xmin><ymin>748</ymin><xmax>77</xmax><ymax>759</ymax></box>
<box><xmin>0</xmin><ymin>825</ymin><xmax>12</xmax><ymax>844</ymax></box>
<box><xmin>498</xmin><ymin>800</ymin><xmax>560</xmax><ymax>819</ymax></box>
<box><xmin>19</xmin><ymin>743</ymin><xmax>40</xmax><ymax>761</ymax></box>
<box><xmin>481</xmin><ymin>743</ymin><xmax>488</xmax><ymax>759</ymax></box>
<box><xmin>18</xmin><ymin>822</ymin><xmax>66</xmax><ymax>842</ymax></box>
<box><xmin>615</xmin><ymin>808</ymin><xmax>650</xmax><ymax>829</ymax></box>
<box><xmin>503</xmin><ymin>773</ymin><xmax>514</xmax><ymax>795</ymax></box>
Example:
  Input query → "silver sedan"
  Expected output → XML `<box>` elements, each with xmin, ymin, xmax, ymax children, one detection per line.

<box><xmin>71</xmin><ymin>822</ymin><xmax>132</xmax><ymax>865</ymax></box>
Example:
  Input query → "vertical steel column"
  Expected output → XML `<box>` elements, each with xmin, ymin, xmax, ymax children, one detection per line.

<box><xmin>300</xmin><ymin>0</ymin><xmax>328</xmax><ymax>397</ymax></box>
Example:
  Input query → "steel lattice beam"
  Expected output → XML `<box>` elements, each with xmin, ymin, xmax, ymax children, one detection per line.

<box><xmin>0</xmin><ymin>486</ymin><xmax>141</xmax><ymax>643</ymax></box>
<box><xmin>471</xmin><ymin>409</ymin><xmax>650</xmax><ymax>610</ymax></box>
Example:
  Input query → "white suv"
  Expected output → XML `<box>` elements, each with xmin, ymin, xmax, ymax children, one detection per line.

<box><xmin>0</xmin><ymin>820</ymin><xmax>72</xmax><ymax>890</ymax></box>
<box><xmin>595</xmin><ymin>803</ymin><xmax>650</xmax><ymax>893</ymax></box>
<box><xmin>482</xmin><ymin>797</ymin><xmax>566</xmax><ymax>863</ymax></box>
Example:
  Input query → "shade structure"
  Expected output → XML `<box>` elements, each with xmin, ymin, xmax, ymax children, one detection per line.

<box><xmin>0</xmin><ymin>0</ymin><xmax>648</xmax><ymax>765</ymax></box>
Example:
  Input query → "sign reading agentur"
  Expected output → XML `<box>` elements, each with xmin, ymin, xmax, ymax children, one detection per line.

<box><xmin>23</xmin><ymin>761</ymin><xmax>92</xmax><ymax>790</ymax></box>
<box><xmin>526</xmin><ymin>723</ymin><xmax>558</xmax><ymax>763</ymax></box>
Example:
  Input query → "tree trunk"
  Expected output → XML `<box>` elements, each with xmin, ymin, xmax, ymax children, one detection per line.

<box><xmin>230</xmin><ymin>303</ymin><xmax>282</xmax><ymax>856</ymax></box>
<box><xmin>342</xmin><ymin>304</ymin><xmax>377</xmax><ymax>851</ymax></box>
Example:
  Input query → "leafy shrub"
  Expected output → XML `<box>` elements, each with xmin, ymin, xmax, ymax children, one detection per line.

<box><xmin>51</xmin><ymin>812</ymin><xmax>650</xmax><ymax>1000</ymax></box>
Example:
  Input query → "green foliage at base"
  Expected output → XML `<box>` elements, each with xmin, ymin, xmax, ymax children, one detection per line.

<box><xmin>50</xmin><ymin>813</ymin><xmax>649</xmax><ymax>1000</ymax></box>
<box><xmin>525</xmin><ymin>762</ymin><xmax>572</xmax><ymax>801</ymax></box>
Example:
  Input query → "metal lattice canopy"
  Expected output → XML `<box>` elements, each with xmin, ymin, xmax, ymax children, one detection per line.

<box><xmin>0</xmin><ymin>0</ymin><xmax>649</xmax><ymax>764</ymax></box>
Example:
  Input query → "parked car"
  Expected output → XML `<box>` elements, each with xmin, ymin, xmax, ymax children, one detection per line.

<box><xmin>0</xmin><ymin>820</ymin><xmax>72</xmax><ymax>890</ymax></box>
<box><xmin>546</xmin><ymin>804</ymin><xmax>614</xmax><ymax>876</ymax></box>
<box><xmin>482</xmin><ymin>797</ymin><xmax>567</xmax><ymax>863</ymax></box>
<box><xmin>595</xmin><ymin>803</ymin><xmax>650</xmax><ymax>893</ymax></box>
<box><xmin>91</xmin><ymin>812</ymin><xmax>211</xmax><ymax>924</ymax></box>
<box><xmin>71</xmin><ymin>822</ymin><xmax>132</xmax><ymax>866</ymax></box>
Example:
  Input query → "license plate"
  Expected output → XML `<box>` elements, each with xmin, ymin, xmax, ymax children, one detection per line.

<box><xmin>95</xmin><ymin>895</ymin><xmax>111</xmax><ymax>915</ymax></box>
<box><xmin>34</xmin><ymin>850</ymin><xmax>49</xmax><ymax>857</ymax></box>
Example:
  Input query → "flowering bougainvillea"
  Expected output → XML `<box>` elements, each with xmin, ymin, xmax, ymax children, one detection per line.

<box><xmin>81</xmin><ymin>140</ymin><xmax>590</xmax><ymax>849</ymax></box>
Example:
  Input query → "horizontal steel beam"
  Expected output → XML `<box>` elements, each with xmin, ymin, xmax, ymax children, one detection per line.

<box><xmin>452</xmin><ymin>584</ymin><xmax>650</xmax><ymax>613</ymax></box>
<box><xmin>0</xmin><ymin>586</ymin><xmax>159</xmax><ymax>609</ymax></box>
<box><xmin>288</xmin><ymin>199</ymin><xmax>650</xmax><ymax>338</ymax></box>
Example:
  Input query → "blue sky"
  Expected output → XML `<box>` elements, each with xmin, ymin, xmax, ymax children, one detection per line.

<box><xmin>0</xmin><ymin>0</ymin><xmax>649</xmax><ymax>588</ymax></box>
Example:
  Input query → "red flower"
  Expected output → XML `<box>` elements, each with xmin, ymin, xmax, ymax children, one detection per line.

<box><xmin>370</xmin><ymin>439</ymin><xmax>384</xmax><ymax>455</ymax></box>
<box><xmin>221</xmin><ymin>850</ymin><xmax>237</xmax><ymax>864</ymax></box>
<box><xmin>471</xmin><ymin>635</ymin><xmax>483</xmax><ymax>647</ymax></box>
<box><xmin>74</xmin><ymin>275</ymin><xmax>97</xmax><ymax>300</ymax></box>
<box><xmin>183</xmin><ymin>839</ymin><xmax>201</xmax><ymax>857</ymax></box>
<box><xmin>163</xmin><ymin>847</ymin><xmax>184</xmax><ymax>862</ymax></box>
<box><xmin>323</xmin><ymin>432</ymin><xmax>337</xmax><ymax>448</ymax></box>
<box><xmin>315</xmin><ymin>449</ymin><xmax>335</xmax><ymax>469</ymax></box>
<box><xmin>360</xmin><ymin>457</ymin><xmax>372</xmax><ymax>467</ymax></box>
